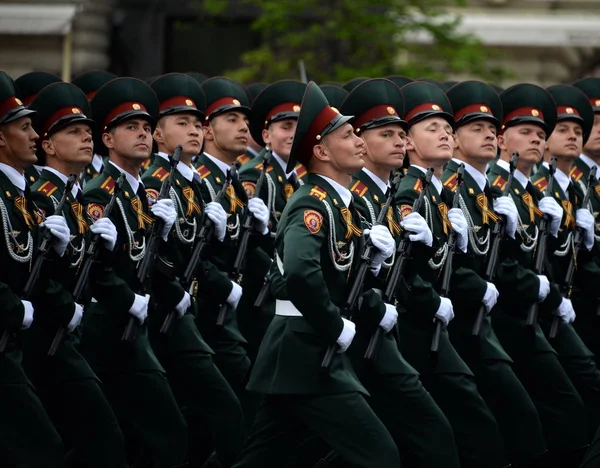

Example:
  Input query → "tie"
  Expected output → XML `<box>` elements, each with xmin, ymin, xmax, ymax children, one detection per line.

<box><xmin>340</xmin><ymin>206</ymin><xmax>362</xmax><ymax>239</ymax></box>
<box><xmin>476</xmin><ymin>193</ymin><xmax>499</xmax><ymax>225</ymax></box>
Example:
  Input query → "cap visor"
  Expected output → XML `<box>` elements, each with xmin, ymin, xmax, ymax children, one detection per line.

<box><xmin>503</xmin><ymin>116</ymin><xmax>547</xmax><ymax>134</ymax></box>
<box><xmin>209</xmin><ymin>105</ymin><xmax>252</xmax><ymax>120</ymax></box>
<box><xmin>408</xmin><ymin>111</ymin><xmax>454</xmax><ymax>129</ymax></box>
<box><xmin>456</xmin><ymin>113</ymin><xmax>499</xmax><ymax>128</ymax></box>
<box><xmin>360</xmin><ymin>116</ymin><xmax>408</xmax><ymax>132</ymax></box>
<box><xmin>160</xmin><ymin>106</ymin><xmax>205</xmax><ymax>121</ymax></box>
<box><xmin>109</xmin><ymin>110</ymin><xmax>155</xmax><ymax>128</ymax></box>
<box><xmin>1</xmin><ymin>107</ymin><xmax>37</xmax><ymax>125</ymax></box>
<box><xmin>321</xmin><ymin>114</ymin><xmax>354</xmax><ymax>138</ymax></box>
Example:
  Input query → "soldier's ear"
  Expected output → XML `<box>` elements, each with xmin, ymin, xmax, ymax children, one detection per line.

<box><xmin>153</xmin><ymin>126</ymin><xmax>163</xmax><ymax>144</ymax></box>
<box><xmin>0</xmin><ymin>129</ymin><xmax>6</xmax><ymax>147</ymax></box>
<box><xmin>313</xmin><ymin>143</ymin><xmax>330</xmax><ymax>163</ymax></box>
<box><xmin>41</xmin><ymin>138</ymin><xmax>55</xmax><ymax>156</ymax></box>
<box><xmin>405</xmin><ymin>133</ymin><xmax>415</xmax><ymax>152</ymax></box>
<box><xmin>203</xmin><ymin>124</ymin><xmax>214</xmax><ymax>142</ymax></box>
<box><xmin>102</xmin><ymin>131</ymin><xmax>115</xmax><ymax>150</ymax></box>
<box><xmin>262</xmin><ymin>128</ymin><xmax>271</xmax><ymax>147</ymax></box>
<box><xmin>497</xmin><ymin>134</ymin><xmax>507</xmax><ymax>152</ymax></box>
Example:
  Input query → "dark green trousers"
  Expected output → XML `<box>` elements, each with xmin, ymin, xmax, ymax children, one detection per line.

<box><xmin>99</xmin><ymin>370</ymin><xmax>189</xmax><ymax>468</ymax></box>
<box><xmin>232</xmin><ymin>392</ymin><xmax>400</xmax><ymax>468</ymax></box>
<box><xmin>0</xmin><ymin>382</ymin><xmax>63</xmax><ymax>467</ymax></box>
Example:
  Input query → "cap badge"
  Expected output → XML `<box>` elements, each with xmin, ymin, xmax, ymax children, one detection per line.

<box><xmin>185</xmin><ymin>99</ymin><xmax>194</xmax><ymax>107</ymax></box>
<box><xmin>132</xmin><ymin>103</ymin><xmax>141</xmax><ymax>110</ymax></box>
<box><xmin>293</xmin><ymin>105</ymin><xmax>301</xmax><ymax>112</ymax></box>
<box><xmin>480</xmin><ymin>106</ymin><xmax>488</xmax><ymax>112</ymax></box>
<box><xmin>596</xmin><ymin>100</ymin><xmax>600</xmax><ymax>107</ymax></box>
<box><xmin>331</xmin><ymin>107</ymin><xmax>340</xmax><ymax>114</ymax></box>
<box><xmin>72</xmin><ymin>107</ymin><xmax>81</xmax><ymax>114</ymax></box>
<box><xmin>531</xmin><ymin>109</ymin><xmax>539</xmax><ymax>117</ymax></box>
<box><xmin>432</xmin><ymin>104</ymin><xmax>441</xmax><ymax>111</ymax></box>
<box><xmin>232</xmin><ymin>99</ymin><xmax>241</xmax><ymax>106</ymax></box>
<box><xmin>566</xmin><ymin>107</ymin><xmax>574</xmax><ymax>114</ymax></box>
<box><xmin>386</xmin><ymin>106</ymin><xmax>396</xmax><ymax>115</ymax></box>
<box><xmin>15</xmin><ymin>98</ymin><xmax>23</xmax><ymax>106</ymax></box>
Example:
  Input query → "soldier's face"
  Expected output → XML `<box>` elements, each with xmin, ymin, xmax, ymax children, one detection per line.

<box><xmin>546</xmin><ymin>121</ymin><xmax>583</xmax><ymax>162</ymax></box>
<box><xmin>262</xmin><ymin>119</ymin><xmax>296</xmax><ymax>161</ymax></box>
<box><xmin>205</xmin><ymin>111</ymin><xmax>249</xmax><ymax>157</ymax></box>
<box><xmin>583</xmin><ymin>114</ymin><xmax>600</xmax><ymax>157</ymax></box>
<box><xmin>406</xmin><ymin>117</ymin><xmax>454</xmax><ymax>166</ymax></box>
<box><xmin>155</xmin><ymin>113</ymin><xmax>203</xmax><ymax>158</ymax></box>
<box><xmin>319</xmin><ymin>123</ymin><xmax>365</xmax><ymax>174</ymax></box>
<box><xmin>454</xmin><ymin>119</ymin><xmax>497</xmax><ymax>163</ymax></box>
<box><xmin>43</xmin><ymin>123</ymin><xmax>93</xmax><ymax>166</ymax></box>
<box><xmin>498</xmin><ymin>124</ymin><xmax>546</xmax><ymax>170</ymax></box>
<box><xmin>362</xmin><ymin>124</ymin><xmax>406</xmax><ymax>170</ymax></box>
<box><xmin>103</xmin><ymin>118</ymin><xmax>152</xmax><ymax>161</ymax></box>
<box><xmin>0</xmin><ymin>117</ymin><xmax>39</xmax><ymax>170</ymax></box>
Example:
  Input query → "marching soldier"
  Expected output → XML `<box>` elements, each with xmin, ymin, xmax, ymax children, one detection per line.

<box><xmin>143</xmin><ymin>72</ymin><xmax>246</xmax><ymax>467</ymax></box>
<box><xmin>25</xmin><ymin>81</ymin><xmax>128</xmax><ymax>467</ymax></box>
<box><xmin>394</xmin><ymin>80</ymin><xmax>509</xmax><ymax>467</ymax></box>
<box><xmin>237</xmin><ymin>79</ymin><xmax>306</xmax><ymax>359</ymax></box>
<box><xmin>80</xmin><ymin>77</ymin><xmax>189</xmax><ymax>467</ymax></box>
<box><xmin>488</xmin><ymin>83</ymin><xmax>590</xmax><ymax>466</ymax></box>
<box><xmin>443</xmin><ymin>80</ymin><xmax>550</xmax><ymax>466</ymax></box>
<box><xmin>71</xmin><ymin>70</ymin><xmax>117</xmax><ymax>186</ymax></box>
<box><xmin>233</xmin><ymin>81</ymin><xmax>400</xmax><ymax>468</ymax></box>
<box><xmin>531</xmin><ymin>84</ymin><xmax>600</xmax><ymax>437</ymax></box>
<box><xmin>341</xmin><ymin>77</ymin><xmax>461</xmax><ymax>467</ymax></box>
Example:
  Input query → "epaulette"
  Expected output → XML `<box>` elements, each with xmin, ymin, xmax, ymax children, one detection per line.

<box><xmin>296</xmin><ymin>164</ymin><xmax>307</xmax><ymax>180</ymax></box>
<box><xmin>36</xmin><ymin>180</ymin><xmax>59</xmax><ymax>197</ymax></box>
<box><xmin>350</xmin><ymin>180</ymin><xmax>368</xmax><ymax>198</ymax></box>
<box><xmin>141</xmin><ymin>158</ymin><xmax>151</xmax><ymax>171</ymax></box>
<box><xmin>491</xmin><ymin>174</ymin><xmax>507</xmax><ymax>191</ymax></box>
<box><xmin>443</xmin><ymin>173</ymin><xmax>458</xmax><ymax>192</ymax></box>
<box><xmin>570</xmin><ymin>166</ymin><xmax>584</xmax><ymax>182</ymax></box>
<box><xmin>100</xmin><ymin>176</ymin><xmax>115</xmax><ymax>195</ymax></box>
<box><xmin>237</xmin><ymin>154</ymin><xmax>251</xmax><ymax>165</ymax></box>
<box><xmin>197</xmin><ymin>165</ymin><xmax>211</xmax><ymax>180</ymax></box>
<box><xmin>412</xmin><ymin>178</ymin><xmax>423</xmax><ymax>193</ymax></box>
<box><xmin>309</xmin><ymin>186</ymin><xmax>327</xmax><ymax>201</ymax></box>
<box><xmin>151</xmin><ymin>167</ymin><xmax>169</xmax><ymax>182</ymax></box>
<box><xmin>532</xmin><ymin>177</ymin><xmax>548</xmax><ymax>192</ymax></box>
<box><xmin>253</xmin><ymin>162</ymin><xmax>274</xmax><ymax>173</ymax></box>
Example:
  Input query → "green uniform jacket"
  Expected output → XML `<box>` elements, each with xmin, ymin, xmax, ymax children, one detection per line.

<box><xmin>394</xmin><ymin>166</ymin><xmax>472</xmax><ymax>375</ymax></box>
<box><xmin>349</xmin><ymin>169</ymin><xmax>418</xmax><ymax>377</ymax></box>
<box><xmin>247</xmin><ymin>174</ymin><xmax>380</xmax><ymax>395</ymax></box>
<box><xmin>24</xmin><ymin>169</ymin><xmax>98</xmax><ymax>383</ymax></box>
<box><xmin>142</xmin><ymin>155</ymin><xmax>234</xmax><ymax>355</ymax></box>
<box><xmin>80</xmin><ymin>162</ymin><xmax>167</xmax><ymax>374</ymax></box>
<box><xmin>486</xmin><ymin>162</ymin><xmax>561</xmax><ymax>355</ymax></box>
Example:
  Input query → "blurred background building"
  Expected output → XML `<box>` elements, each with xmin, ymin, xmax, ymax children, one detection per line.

<box><xmin>0</xmin><ymin>0</ymin><xmax>599</xmax><ymax>85</ymax></box>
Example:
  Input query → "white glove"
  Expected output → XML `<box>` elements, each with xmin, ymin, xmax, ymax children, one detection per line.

<box><xmin>379</xmin><ymin>303</ymin><xmax>398</xmax><ymax>333</ymax></box>
<box><xmin>90</xmin><ymin>217</ymin><xmax>117</xmax><ymax>251</ymax></box>
<box><xmin>128</xmin><ymin>293</ymin><xmax>149</xmax><ymax>324</ymax></box>
<box><xmin>248</xmin><ymin>197</ymin><xmax>269</xmax><ymax>235</ymax></box>
<box><xmin>557</xmin><ymin>297</ymin><xmax>576</xmax><ymax>324</ymax></box>
<box><xmin>537</xmin><ymin>275</ymin><xmax>550</xmax><ymax>302</ymax></box>
<box><xmin>67</xmin><ymin>303</ymin><xmax>84</xmax><ymax>332</ymax></box>
<box><xmin>43</xmin><ymin>215</ymin><xmax>70</xmax><ymax>257</ymax></box>
<box><xmin>401</xmin><ymin>212</ymin><xmax>433</xmax><ymax>246</ymax></box>
<box><xmin>493</xmin><ymin>196</ymin><xmax>518</xmax><ymax>239</ymax></box>
<box><xmin>174</xmin><ymin>291</ymin><xmax>191</xmax><ymax>319</ymax></box>
<box><xmin>434</xmin><ymin>297</ymin><xmax>455</xmax><ymax>326</ymax></box>
<box><xmin>576</xmin><ymin>209</ymin><xmax>595</xmax><ymax>250</ymax></box>
<box><xmin>226</xmin><ymin>281</ymin><xmax>243</xmax><ymax>310</ymax></box>
<box><xmin>448</xmin><ymin>208</ymin><xmax>468</xmax><ymax>253</ymax></box>
<box><xmin>336</xmin><ymin>317</ymin><xmax>356</xmax><ymax>353</ymax></box>
<box><xmin>150</xmin><ymin>199</ymin><xmax>176</xmax><ymax>240</ymax></box>
<box><xmin>21</xmin><ymin>300</ymin><xmax>34</xmax><ymax>330</ymax></box>
<box><xmin>205</xmin><ymin>202</ymin><xmax>227</xmax><ymax>242</ymax></box>
<box><xmin>538</xmin><ymin>197</ymin><xmax>562</xmax><ymax>237</ymax></box>
<box><xmin>482</xmin><ymin>282</ymin><xmax>499</xmax><ymax>314</ymax></box>
<box><xmin>366</xmin><ymin>225</ymin><xmax>396</xmax><ymax>272</ymax></box>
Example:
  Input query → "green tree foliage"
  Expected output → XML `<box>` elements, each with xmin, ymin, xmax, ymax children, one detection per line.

<box><xmin>201</xmin><ymin>0</ymin><xmax>508</xmax><ymax>83</ymax></box>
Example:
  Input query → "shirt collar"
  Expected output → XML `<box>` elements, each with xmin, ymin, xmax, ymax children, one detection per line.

<box><xmin>315</xmin><ymin>174</ymin><xmax>352</xmax><ymax>207</ymax></box>
<box><xmin>91</xmin><ymin>154</ymin><xmax>103</xmax><ymax>173</ymax></box>
<box><xmin>0</xmin><ymin>163</ymin><xmax>26</xmax><ymax>192</ymax></box>
<box><xmin>157</xmin><ymin>152</ymin><xmax>199</xmax><ymax>183</ymax></box>
<box><xmin>411</xmin><ymin>164</ymin><xmax>443</xmax><ymax>195</ymax></box>
<box><xmin>109</xmin><ymin>161</ymin><xmax>142</xmax><ymax>194</ymax></box>
<box><xmin>43</xmin><ymin>166</ymin><xmax>80</xmax><ymax>197</ymax></box>
<box><xmin>580</xmin><ymin>154</ymin><xmax>599</xmax><ymax>172</ymax></box>
<box><xmin>555</xmin><ymin>168</ymin><xmax>571</xmax><ymax>195</ymax></box>
<box><xmin>272</xmin><ymin>151</ymin><xmax>295</xmax><ymax>178</ymax></box>
<box><xmin>496</xmin><ymin>158</ymin><xmax>529</xmax><ymax>189</ymax></box>
<box><xmin>204</xmin><ymin>152</ymin><xmax>232</xmax><ymax>177</ymax></box>
<box><xmin>453</xmin><ymin>158</ymin><xmax>487</xmax><ymax>191</ymax></box>
<box><xmin>361</xmin><ymin>167</ymin><xmax>389</xmax><ymax>195</ymax></box>
<box><xmin>542</xmin><ymin>161</ymin><xmax>549</xmax><ymax>170</ymax></box>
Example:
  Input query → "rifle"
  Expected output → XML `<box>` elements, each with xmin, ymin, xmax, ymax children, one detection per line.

<box><xmin>321</xmin><ymin>171</ymin><xmax>403</xmax><ymax>369</ymax></box>
<box><xmin>47</xmin><ymin>174</ymin><xmax>126</xmax><ymax>356</ymax></box>
<box><xmin>431</xmin><ymin>164</ymin><xmax>465</xmax><ymax>355</ymax></box>
<box><xmin>215</xmin><ymin>153</ymin><xmax>270</xmax><ymax>326</ymax></box>
<box><xmin>159</xmin><ymin>161</ymin><xmax>238</xmax><ymax>334</ymax></box>
<box><xmin>472</xmin><ymin>152</ymin><xmax>519</xmax><ymax>336</ymax></box>
<box><xmin>121</xmin><ymin>146</ymin><xmax>181</xmax><ymax>342</ymax></box>
<box><xmin>0</xmin><ymin>174</ymin><xmax>77</xmax><ymax>353</ymax></box>
<box><xmin>526</xmin><ymin>157</ymin><xmax>557</xmax><ymax>327</ymax></box>
<box><xmin>549</xmin><ymin>165</ymin><xmax>597</xmax><ymax>338</ymax></box>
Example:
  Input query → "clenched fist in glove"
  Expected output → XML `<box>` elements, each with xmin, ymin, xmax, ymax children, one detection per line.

<box><xmin>401</xmin><ymin>212</ymin><xmax>433</xmax><ymax>246</ymax></box>
<box><xmin>448</xmin><ymin>208</ymin><xmax>468</xmax><ymax>253</ymax></box>
<box><xmin>493</xmin><ymin>196</ymin><xmax>518</xmax><ymax>239</ymax></box>
<box><xmin>205</xmin><ymin>202</ymin><xmax>227</xmax><ymax>242</ymax></box>
<box><xmin>538</xmin><ymin>197</ymin><xmax>563</xmax><ymax>237</ymax></box>
<box><xmin>248</xmin><ymin>198</ymin><xmax>270</xmax><ymax>235</ymax></box>
<box><xmin>151</xmin><ymin>199</ymin><xmax>177</xmax><ymax>240</ymax></box>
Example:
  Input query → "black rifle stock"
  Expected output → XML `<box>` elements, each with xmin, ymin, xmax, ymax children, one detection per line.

<box><xmin>431</xmin><ymin>164</ymin><xmax>465</xmax><ymax>355</ymax></box>
<box><xmin>526</xmin><ymin>157</ymin><xmax>557</xmax><ymax>327</ymax></box>
<box><xmin>549</xmin><ymin>165</ymin><xmax>597</xmax><ymax>338</ymax></box>
<box><xmin>159</xmin><ymin>162</ymin><xmax>238</xmax><ymax>334</ymax></box>
<box><xmin>47</xmin><ymin>174</ymin><xmax>125</xmax><ymax>356</ymax></box>
<box><xmin>472</xmin><ymin>152</ymin><xmax>518</xmax><ymax>336</ymax></box>
<box><xmin>121</xmin><ymin>146</ymin><xmax>181</xmax><ymax>342</ymax></box>
<box><xmin>0</xmin><ymin>174</ymin><xmax>77</xmax><ymax>353</ymax></box>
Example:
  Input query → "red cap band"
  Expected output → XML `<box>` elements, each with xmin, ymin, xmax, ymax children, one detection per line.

<box><xmin>354</xmin><ymin>104</ymin><xmax>399</xmax><ymax>128</ymax></box>
<box><xmin>264</xmin><ymin>102</ymin><xmax>301</xmax><ymax>126</ymax></box>
<box><xmin>205</xmin><ymin>96</ymin><xmax>242</xmax><ymax>119</ymax></box>
<box><xmin>42</xmin><ymin>106</ymin><xmax>86</xmax><ymax>137</ymax></box>
<box><xmin>503</xmin><ymin>106</ymin><xmax>544</xmax><ymax>126</ymax></box>
<box><xmin>297</xmin><ymin>106</ymin><xmax>341</xmax><ymax>164</ymax></box>
<box><xmin>159</xmin><ymin>95</ymin><xmax>197</xmax><ymax>113</ymax></box>
<box><xmin>557</xmin><ymin>105</ymin><xmax>580</xmax><ymax>117</ymax></box>
<box><xmin>405</xmin><ymin>102</ymin><xmax>444</xmax><ymax>122</ymax></box>
<box><xmin>454</xmin><ymin>103</ymin><xmax>494</xmax><ymax>122</ymax></box>
<box><xmin>0</xmin><ymin>96</ymin><xmax>24</xmax><ymax>119</ymax></box>
<box><xmin>103</xmin><ymin>101</ymin><xmax>148</xmax><ymax>129</ymax></box>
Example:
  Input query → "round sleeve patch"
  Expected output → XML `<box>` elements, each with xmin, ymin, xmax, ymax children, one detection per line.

<box><xmin>400</xmin><ymin>204</ymin><xmax>413</xmax><ymax>218</ymax></box>
<box><xmin>145</xmin><ymin>188</ymin><xmax>160</xmax><ymax>207</ymax></box>
<box><xmin>242</xmin><ymin>181</ymin><xmax>256</xmax><ymax>198</ymax></box>
<box><xmin>87</xmin><ymin>203</ymin><xmax>105</xmax><ymax>222</ymax></box>
<box><xmin>304</xmin><ymin>209</ymin><xmax>323</xmax><ymax>234</ymax></box>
